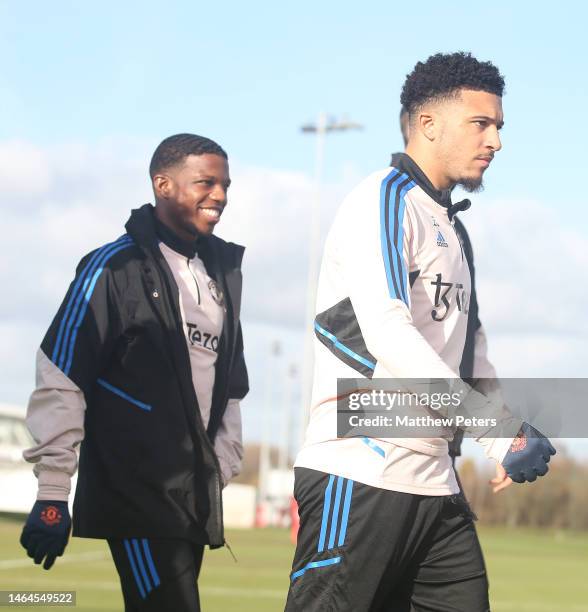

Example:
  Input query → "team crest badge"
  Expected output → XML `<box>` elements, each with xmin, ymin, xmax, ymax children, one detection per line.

<box><xmin>208</xmin><ymin>280</ymin><xmax>224</xmax><ymax>306</ymax></box>
<box><xmin>40</xmin><ymin>505</ymin><xmax>62</xmax><ymax>526</ymax></box>
<box><xmin>510</xmin><ymin>432</ymin><xmax>527</xmax><ymax>453</ymax></box>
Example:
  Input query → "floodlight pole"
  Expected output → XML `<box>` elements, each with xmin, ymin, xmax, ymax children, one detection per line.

<box><xmin>299</xmin><ymin>115</ymin><xmax>363</xmax><ymax>449</ymax></box>
<box><xmin>279</xmin><ymin>364</ymin><xmax>298</xmax><ymax>473</ymax></box>
<box><xmin>259</xmin><ymin>340</ymin><xmax>281</xmax><ymax>503</ymax></box>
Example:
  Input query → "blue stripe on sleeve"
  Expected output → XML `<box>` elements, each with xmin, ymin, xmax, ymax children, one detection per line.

<box><xmin>327</xmin><ymin>477</ymin><xmax>344</xmax><ymax>549</ymax></box>
<box><xmin>380</xmin><ymin>171</ymin><xmax>416</xmax><ymax>306</ymax></box>
<box><xmin>132</xmin><ymin>538</ymin><xmax>152</xmax><ymax>594</ymax></box>
<box><xmin>62</xmin><ymin>239</ymin><xmax>133</xmax><ymax>375</ymax></box>
<box><xmin>141</xmin><ymin>539</ymin><xmax>161</xmax><ymax>588</ymax></box>
<box><xmin>337</xmin><ymin>479</ymin><xmax>354</xmax><ymax>547</ymax></box>
<box><xmin>380</xmin><ymin>170</ymin><xmax>405</xmax><ymax>301</ymax></box>
<box><xmin>317</xmin><ymin>474</ymin><xmax>335</xmax><ymax>553</ymax></box>
<box><xmin>123</xmin><ymin>539</ymin><xmax>147</xmax><ymax>599</ymax></box>
<box><xmin>97</xmin><ymin>379</ymin><xmax>152</xmax><ymax>412</ymax></box>
<box><xmin>314</xmin><ymin>323</ymin><xmax>376</xmax><ymax>370</ymax></box>
<box><xmin>362</xmin><ymin>437</ymin><xmax>386</xmax><ymax>458</ymax></box>
<box><xmin>390</xmin><ymin>180</ymin><xmax>416</xmax><ymax>305</ymax></box>
<box><xmin>52</xmin><ymin>236</ymin><xmax>130</xmax><ymax>368</ymax></box>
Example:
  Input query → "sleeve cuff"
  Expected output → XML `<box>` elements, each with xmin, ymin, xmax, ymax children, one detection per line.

<box><xmin>217</xmin><ymin>457</ymin><xmax>239</xmax><ymax>489</ymax></box>
<box><xmin>36</xmin><ymin>470</ymin><xmax>71</xmax><ymax>501</ymax></box>
<box><xmin>482</xmin><ymin>426</ymin><xmax>520</xmax><ymax>464</ymax></box>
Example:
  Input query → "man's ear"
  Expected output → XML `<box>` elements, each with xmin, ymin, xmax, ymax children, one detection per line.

<box><xmin>153</xmin><ymin>174</ymin><xmax>172</xmax><ymax>199</ymax></box>
<box><xmin>416</xmin><ymin>111</ymin><xmax>437</xmax><ymax>142</ymax></box>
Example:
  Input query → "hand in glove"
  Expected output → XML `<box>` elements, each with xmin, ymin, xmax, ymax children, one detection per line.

<box><xmin>502</xmin><ymin>422</ymin><xmax>556</xmax><ymax>483</ymax></box>
<box><xmin>20</xmin><ymin>501</ymin><xmax>71</xmax><ymax>570</ymax></box>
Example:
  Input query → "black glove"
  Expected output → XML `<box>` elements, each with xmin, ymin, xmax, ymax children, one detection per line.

<box><xmin>502</xmin><ymin>422</ymin><xmax>556</xmax><ymax>483</ymax></box>
<box><xmin>20</xmin><ymin>501</ymin><xmax>71</xmax><ymax>570</ymax></box>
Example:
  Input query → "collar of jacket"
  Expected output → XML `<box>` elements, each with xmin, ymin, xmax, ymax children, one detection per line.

<box><xmin>390</xmin><ymin>152</ymin><xmax>471</xmax><ymax>220</ymax></box>
<box><xmin>153</xmin><ymin>213</ymin><xmax>200</xmax><ymax>259</ymax></box>
<box><xmin>124</xmin><ymin>203</ymin><xmax>205</xmax><ymax>257</ymax></box>
<box><xmin>124</xmin><ymin>203</ymin><xmax>245</xmax><ymax>272</ymax></box>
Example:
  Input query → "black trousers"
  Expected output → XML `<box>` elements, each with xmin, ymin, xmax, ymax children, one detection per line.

<box><xmin>108</xmin><ymin>538</ymin><xmax>204</xmax><ymax>612</ymax></box>
<box><xmin>285</xmin><ymin>468</ymin><xmax>489</xmax><ymax>612</ymax></box>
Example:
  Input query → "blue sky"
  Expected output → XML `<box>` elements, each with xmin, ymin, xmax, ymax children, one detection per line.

<box><xmin>1</xmin><ymin>2</ymin><xmax>587</xmax><ymax>209</ymax></box>
<box><xmin>1</xmin><ymin>1</ymin><xmax>587</xmax><ymax>458</ymax></box>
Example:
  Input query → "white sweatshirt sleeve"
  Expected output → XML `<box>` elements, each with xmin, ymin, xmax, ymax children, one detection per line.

<box><xmin>213</xmin><ymin>399</ymin><xmax>243</xmax><ymax>487</ymax></box>
<box><xmin>23</xmin><ymin>348</ymin><xmax>86</xmax><ymax>501</ymax></box>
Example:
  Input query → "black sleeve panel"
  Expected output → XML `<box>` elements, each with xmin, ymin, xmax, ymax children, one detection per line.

<box><xmin>40</xmin><ymin>237</ymin><xmax>132</xmax><ymax>395</ymax></box>
<box><xmin>227</xmin><ymin>322</ymin><xmax>249</xmax><ymax>401</ymax></box>
<box><xmin>315</xmin><ymin>297</ymin><xmax>377</xmax><ymax>379</ymax></box>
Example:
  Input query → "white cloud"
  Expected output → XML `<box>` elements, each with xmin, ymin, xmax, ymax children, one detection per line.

<box><xmin>458</xmin><ymin>195</ymin><xmax>588</xmax><ymax>376</ymax></box>
<box><xmin>1</xmin><ymin>138</ymin><xmax>586</xmax><ymax>414</ymax></box>
<box><xmin>0</xmin><ymin>141</ymin><xmax>52</xmax><ymax>199</ymax></box>
<box><xmin>465</xmin><ymin>196</ymin><xmax>588</xmax><ymax>335</ymax></box>
<box><xmin>219</xmin><ymin>165</ymin><xmax>349</xmax><ymax>326</ymax></box>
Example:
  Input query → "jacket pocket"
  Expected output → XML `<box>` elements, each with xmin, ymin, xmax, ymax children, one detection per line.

<box><xmin>96</xmin><ymin>378</ymin><xmax>152</xmax><ymax>412</ymax></box>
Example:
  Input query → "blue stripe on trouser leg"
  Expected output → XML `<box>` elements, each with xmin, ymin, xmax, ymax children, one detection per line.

<box><xmin>317</xmin><ymin>474</ymin><xmax>335</xmax><ymax>552</ymax></box>
<box><xmin>123</xmin><ymin>539</ymin><xmax>147</xmax><ymax>599</ymax></box>
<box><xmin>328</xmin><ymin>477</ymin><xmax>345</xmax><ymax>549</ymax></box>
<box><xmin>291</xmin><ymin>556</ymin><xmax>342</xmax><ymax>581</ymax></box>
<box><xmin>337</xmin><ymin>479</ymin><xmax>354</xmax><ymax>547</ymax></box>
<box><xmin>142</xmin><ymin>539</ymin><xmax>161</xmax><ymax>588</ymax></box>
<box><xmin>131</xmin><ymin>538</ymin><xmax>152</xmax><ymax>594</ymax></box>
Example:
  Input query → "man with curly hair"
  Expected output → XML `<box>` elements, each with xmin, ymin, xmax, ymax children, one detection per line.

<box><xmin>285</xmin><ymin>52</ymin><xmax>555</xmax><ymax>612</ymax></box>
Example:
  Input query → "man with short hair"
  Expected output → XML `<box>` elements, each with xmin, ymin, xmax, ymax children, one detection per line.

<box><xmin>396</xmin><ymin>104</ymin><xmax>490</xmax><ymax>474</ymax></box>
<box><xmin>286</xmin><ymin>52</ymin><xmax>555</xmax><ymax>612</ymax></box>
<box><xmin>20</xmin><ymin>134</ymin><xmax>248</xmax><ymax>611</ymax></box>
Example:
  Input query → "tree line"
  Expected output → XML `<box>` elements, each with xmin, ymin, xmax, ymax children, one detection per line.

<box><xmin>458</xmin><ymin>449</ymin><xmax>588</xmax><ymax>529</ymax></box>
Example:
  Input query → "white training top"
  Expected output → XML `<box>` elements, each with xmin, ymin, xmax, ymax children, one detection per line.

<box><xmin>295</xmin><ymin>160</ymin><xmax>513</xmax><ymax>495</ymax></box>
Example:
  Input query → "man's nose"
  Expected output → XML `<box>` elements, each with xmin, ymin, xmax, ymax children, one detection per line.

<box><xmin>210</xmin><ymin>184</ymin><xmax>227</xmax><ymax>203</ymax></box>
<box><xmin>487</xmin><ymin>127</ymin><xmax>502</xmax><ymax>152</ymax></box>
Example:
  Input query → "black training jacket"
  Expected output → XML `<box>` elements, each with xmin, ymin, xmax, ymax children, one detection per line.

<box><xmin>40</xmin><ymin>203</ymin><xmax>248</xmax><ymax>546</ymax></box>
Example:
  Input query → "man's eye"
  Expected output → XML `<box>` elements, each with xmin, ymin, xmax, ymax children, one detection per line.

<box><xmin>473</xmin><ymin>120</ymin><xmax>487</xmax><ymax>127</ymax></box>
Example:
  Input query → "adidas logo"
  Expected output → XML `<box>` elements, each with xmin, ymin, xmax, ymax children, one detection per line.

<box><xmin>436</xmin><ymin>230</ymin><xmax>448</xmax><ymax>248</ymax></box>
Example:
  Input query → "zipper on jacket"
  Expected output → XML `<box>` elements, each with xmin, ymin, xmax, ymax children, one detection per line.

<box><xmin>151</xmin><ymin>254</ymin><xmax>225</xmax><ymax>546</ymax></box>
<box><xmin>212</xmin><ymin>471</ymin><xmax>224</xmax><ymax>546</ymax></box>
<box><xmin>186</xmin><ymin>258</ymin><xmax>201</xmax><ymax>305</ymax></box>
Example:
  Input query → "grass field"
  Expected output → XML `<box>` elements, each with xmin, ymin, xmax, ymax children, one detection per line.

<box><xmin>1</xmin><ymin>517</ymin><xmax>587</xmax><ymax>611</ymax></box>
